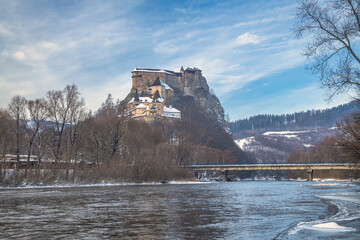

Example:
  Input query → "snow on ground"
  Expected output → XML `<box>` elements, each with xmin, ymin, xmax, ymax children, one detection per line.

<box><xmin>234</xmin><ymin>137</ymin><xmax>255</xmax><ymax>150</ymax></box>
<box><xmin>304</xmin><ymin>144</ymin><xmax>313</xmax><ymax>148</ymax></box>
<box><xmin>263</xmin><ymin>130</ymin><xmax>311</xmax><ymax>136</ymax></box>
<box><xmin>311</xmin><ymin>222</ymin><xmax>355</xmax><ymax>232</ymax></box>
<box><xmin>281</xmin><ymin>134</ymin><xmax>298</xmax><ymax>139</ymax></box>
<box><xmin>0</xmin><ymin>181</ymin><xmax>212</xmax><ymax>189</ymax></box>
<box><xmin>311</xmin><ymin>183</ymin><xmax>356</xmax><ymax>187</ymax></box>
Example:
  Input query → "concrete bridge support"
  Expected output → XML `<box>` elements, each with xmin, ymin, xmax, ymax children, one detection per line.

<box><xmin>221</xmin><ymin>170</ymin><xmax>229</xmax><ymax>182</ymax></box>
<box><xmin>307</xmin><ymin>170</ymin><xmax>313</xmax><ymax>181</ymax></box>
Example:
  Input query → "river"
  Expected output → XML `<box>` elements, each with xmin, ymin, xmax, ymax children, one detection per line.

<box><xmin>0</xmin><ymin>181</ymin><xmax>359</xmax><ymax>239</ymax></box>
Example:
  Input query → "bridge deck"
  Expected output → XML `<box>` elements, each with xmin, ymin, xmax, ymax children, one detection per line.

<box><xmin>185</xmin><ymin>163</ymin><xmax>359</xmax><ymax>171</ymax></box>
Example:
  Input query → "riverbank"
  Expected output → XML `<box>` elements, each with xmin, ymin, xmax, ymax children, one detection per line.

<box><xmin>1</xmin><ymin>176</ymin><xmax>359</xmax><ymax>189</ymax></box>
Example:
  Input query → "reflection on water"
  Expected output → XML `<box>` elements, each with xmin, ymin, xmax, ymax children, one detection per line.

<box><xmin>0</xmin><ymin>181</ymin><xmax>359</xmax><ymax>239</ymax></box>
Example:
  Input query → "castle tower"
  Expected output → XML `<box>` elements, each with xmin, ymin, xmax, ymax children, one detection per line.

<box><xmin>151</xmin><ymin>77</ymin><xmax>165</xmax><ymax>98</ymax></box>
<box><xmin>180</xmin><ymin>66</ymin><xmax>185</xmax><ymax>77</ymax></box>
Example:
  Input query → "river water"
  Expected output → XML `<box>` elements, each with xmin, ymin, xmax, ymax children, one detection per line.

<box><xmin>0</xmin><ymin>181</ymin><xmax>359</xmax><ymax>239</ymax></box>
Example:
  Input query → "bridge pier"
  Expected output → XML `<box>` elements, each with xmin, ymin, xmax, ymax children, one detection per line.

<box><xmin>307</xmin><ymin>169</ymin><xmax>313</xmax><ymax>181</ymax></box>
<box><xmin>221</xmin><ymin>170</ymin><xmax>229</xmax><ymax>182</ymax></box>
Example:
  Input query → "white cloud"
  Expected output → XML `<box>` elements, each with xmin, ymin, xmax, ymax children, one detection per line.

<box><xmin>1</xmin><ymin>50</ymin><xmax>9</xmax><ymax>56</ymax></box>
<box><xmin>0</xmin><ymin>25</ymin><xmax>12</xmax><ymax>36</ymax></box>
<box><xmin>154</xmin><ymin>41</ymin><xmax>180</xmax><ymax>55</ymax></box>
<box><xmin>0</xmin><ymin>0</ymin><xmax>331</xmax><ymax>118</ymax></box>
<box><xmin>234</xmin><ymin>18</ymin><xmax>276</xmax><ymax>27</ymax></box>
<box><xmin>40</xmin><ymin>41</ymin><xmax>58</xmax><ymax>50</ymax></box>
<box><xmin>236</xmin><ymin>33</ymin><xmax>261</xmax><ymax>45</ymax></box>
<box><xmin>13</xmin><ymin>51</ymin><xmax>26</xmax><ymax>60</ymax></box>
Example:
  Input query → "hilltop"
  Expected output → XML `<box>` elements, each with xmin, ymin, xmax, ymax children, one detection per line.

<box><xmin>230</xmin><ymin>100</ymin><xmax>359</xmax><ymax>163</ymax></box>
<box><xmin>119</xmin><ymin>67</ymin><xmax>248</xmax><ymax>164</ymax></box>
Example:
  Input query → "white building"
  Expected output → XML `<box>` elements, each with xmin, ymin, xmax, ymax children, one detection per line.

<box><xmin>163</xmin><ymin>106</ymin><xmax>181</xmax><ymax>119</ymax></box>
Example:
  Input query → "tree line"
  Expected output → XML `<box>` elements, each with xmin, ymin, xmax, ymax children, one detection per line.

<box><xmin>0</xmin><ymin>85</ymin><xmax>184</xmax><ymax>185</ymax></box>
<box><xmin>0</xmin><ymin>85</ymin><xmax>244</xmax><ymax>186</ymax></box>
<box><xmin>231</xmin><ymin>100</ymin><xmax>359</xmax><ymax>132</ymax></box>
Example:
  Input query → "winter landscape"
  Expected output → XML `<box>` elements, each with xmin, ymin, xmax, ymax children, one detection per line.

<box><xmin>0</xmin><ymin>0</ymin><xmax>360</xmax><ymax>239</ymax></box>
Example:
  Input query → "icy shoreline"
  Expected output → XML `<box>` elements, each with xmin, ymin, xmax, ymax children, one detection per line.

<box><xmin>286</xmin><ymin>187</ymin><xmax>360</xmax><ymax>237</ymax></box>
<box><xmin>0</xmin><ymin>180</ymin><xmax>214</xmax><ymax>189</ymax></box>
<box><xmin>1</xmin><ymin>178</ymin><xmax>358</xmax><ymax>189</ymax></box>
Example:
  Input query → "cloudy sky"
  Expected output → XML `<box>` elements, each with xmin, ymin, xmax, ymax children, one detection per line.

<box><xmin>0</xmin><ymin>0</ymin><xmax>352</xmax><ymax>120</ymax></box>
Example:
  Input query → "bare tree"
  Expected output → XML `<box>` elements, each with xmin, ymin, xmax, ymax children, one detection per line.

<box><xmin>64</xmin><ymin>93</ymin><xmax>87</xmax><ymax>179</ymax></box>
<box><xmin>24</xmin><ymin>98</ymin><xmax>48</xmax><ymax>173</ymax></box>
<box><xmin>337</xmin><ymin>114</ymin><xmax>360</xmax><ymax>164</ymax></box>
<box><xmin>46</xmin><ymin>84</ymin><xmax>83</xmax><ymax>163</ymax></box>
<box><xmin>295</xmin><ymin>0</ymin><xmax>360</xmax><ymax>98</ymax></box>
<box><xmin>0</xmin><ymin>109</ymin><xmax>13</xmax><ymax>179</ymax></box>
<box><xmin>8</xmin><ymin>95</ymin><xmax>27</xmax><ymax>166</ymax></box>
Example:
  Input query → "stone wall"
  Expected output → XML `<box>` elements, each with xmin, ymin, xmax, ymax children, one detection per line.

<box><xmin>132</xmin><ymin>71</ymin><xmax>182</xmax><ymax>91</ymax></box>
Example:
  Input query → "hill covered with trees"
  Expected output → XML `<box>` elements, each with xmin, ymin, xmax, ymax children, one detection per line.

<box><xmin>231</xmin><ymin>100</ymin><xmax>359</xmax><ymax>133</ymax></box>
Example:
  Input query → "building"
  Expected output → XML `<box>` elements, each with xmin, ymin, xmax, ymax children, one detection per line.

<box><xmin>126</xmin><ymin>72</ymin><xmax>181</xmax><ymax>120</ymax></box>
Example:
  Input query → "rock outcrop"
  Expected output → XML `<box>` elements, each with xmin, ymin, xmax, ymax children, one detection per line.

<box><xmin>123</xmin><ymin>67</ymin><xmax>229</xmax><ymax>130</ymax></box>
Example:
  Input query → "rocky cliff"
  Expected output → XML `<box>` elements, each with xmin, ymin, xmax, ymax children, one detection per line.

<box><xmin>123</xmin><ymin>67</ymin><xmax>229</xmax><ymax>130</ymax></box>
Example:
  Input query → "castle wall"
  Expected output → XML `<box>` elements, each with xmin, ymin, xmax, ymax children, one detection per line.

<box><xmin>164</xmin><ymin>74</ymin><xmax>182</xmax><ymax>91</ymax></box>
<box><xmin>151</xmin><ymin>102</ymin><xmax>164</xmax><ymax>115</ymax></box>
<box><xmin>132</xmin><ymin>71</ymin><xmax>168</xmax><ymax>91</ymax></box>
<box><xmin>132</xmin><ymin>71</ymin><xmax>182</xmax><ymax>92</ymax></box>
<box><xmin>165</xmin><ymin>89</ymin><xmax>172</xmax><ymax>106</ymax></box>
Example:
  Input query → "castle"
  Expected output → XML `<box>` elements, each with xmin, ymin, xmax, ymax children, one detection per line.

<box><xmin>126</xmin><ymin>67</ymin><xmax>198</xmax><ymax>120</ymax></box>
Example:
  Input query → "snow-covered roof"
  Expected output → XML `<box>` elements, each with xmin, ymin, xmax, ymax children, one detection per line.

<box><xmin>136</xmin><ymin>104</ymin><xmax>147</xmax><ymax>109</ymax></box>
<box><xmin>139</xmin><ymin>97</ymin><xmax>152</xmax><ymax>102</ymax></box>
<box><xmin>163</xmin><ymin>106</ymin><xmax>180</xmax><ymax>113</ymax></box>
<box><xmin>129</xmin><ymin>96</ymin><xmax>153</xmax><ymax>103</ymax></box>
<box><xmin>162</xmin><ymin>82</ymin><xmax>173</xmax><ymax>91</ymax></box>
<box><xmin>153</xmin><ymin>97</ymin><xmax>164</xmax><ymax>103</ymax></box>
<box><xmin>132</xmin><ymin>67</ymin><xmax>181</xmax><ymax>76</ymax></box>
<box><xmin>151</xmin><ymin>78</ymin><xmax>173</xmax><ymax>91</ymax></box>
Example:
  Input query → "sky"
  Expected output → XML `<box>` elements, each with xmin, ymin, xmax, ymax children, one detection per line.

<box><xmin>0</xmin><ymin>0</ymin><xmax>353</xmax><ymax>120</ymax></box>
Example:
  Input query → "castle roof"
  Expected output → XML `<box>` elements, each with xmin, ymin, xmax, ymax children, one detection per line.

<box><xmin>136</xmin><ymin>104</ymin><xmax>147</xmax><ymax>109</ymax></box>
<box><xmin>152</xmin><ymin>77</ymin><xmax>163</xmax><ymax>86</ymax></box>
<box><xmin>132</xmin><ymin>67</ymin><xmax>181</xmax><ymax>76</ymax></box>
<box><xmin>163</xmin><ymin>106</ymin><xmax>180</xmax><ymax>113</ymax></box>
<box><xmin>153</xmin><ymin>90</ymin><xmax>160</xmax><ymax>99</ymax></box>
<box><xmin>129</xmin><ymin>96</ymin><xmax>152</xmax><ymax>103</ymax></box>
<box><xmin>151</xmin><ymin>77</ymin><xmax>173</xmax><ymax>91</ymax></box>
<box><xmin>163</xmin><ymin>82</ymin><xmax>173</xmax><ymax>91</ymax></box>
<box><xmin>152</xmin><ymin>90</ymin><xmax>164</xmax><ymax>102</ymax></box>
<box><xmin>185</xmin><ymin>67</ymin><xmax>201</xmax><ymax>73</ymax></box>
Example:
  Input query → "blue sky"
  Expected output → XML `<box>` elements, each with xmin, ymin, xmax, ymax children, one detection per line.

<box><xmin>0</xmin><ymin>0</ymin><xmax>352</xmax><ymax>120</ymax></box>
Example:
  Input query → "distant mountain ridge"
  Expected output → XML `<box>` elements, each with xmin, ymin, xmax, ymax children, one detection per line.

<box><xmin>231</xmin><ymin>100</ymin><xmax>359</xmax><ymax>134</ymax></box>
<box><xmin>230</xmin><ymin>100</ymin><xmax>359</xmax><ymax>164</ymax></box>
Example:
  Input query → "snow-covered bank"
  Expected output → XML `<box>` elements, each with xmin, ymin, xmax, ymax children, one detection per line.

<box><xmin>287</xmin><ymin>187</ymin><xmax>360</xmax><ymax>237</ymax></box>
<box><xmin>306</xmin><ymin>222</ymin><xmax>355</xmax><ymax>232</ymax></box>
<box><xmin>0</xmin><ymin>180</ymin><xmax>213</xmax><ymax>189</ymax></box>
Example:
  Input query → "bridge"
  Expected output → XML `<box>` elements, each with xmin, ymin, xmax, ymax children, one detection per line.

<box><xmin>184</xmin><ymin>162</ymin><xmax>360</xmax><ymax>181</ymax></box>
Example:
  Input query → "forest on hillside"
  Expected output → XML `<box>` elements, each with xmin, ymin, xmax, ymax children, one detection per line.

<box><xmin>231</xmin><ymin>101</ymin><xmax>359</xmax><ymax>133</ymax></box>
